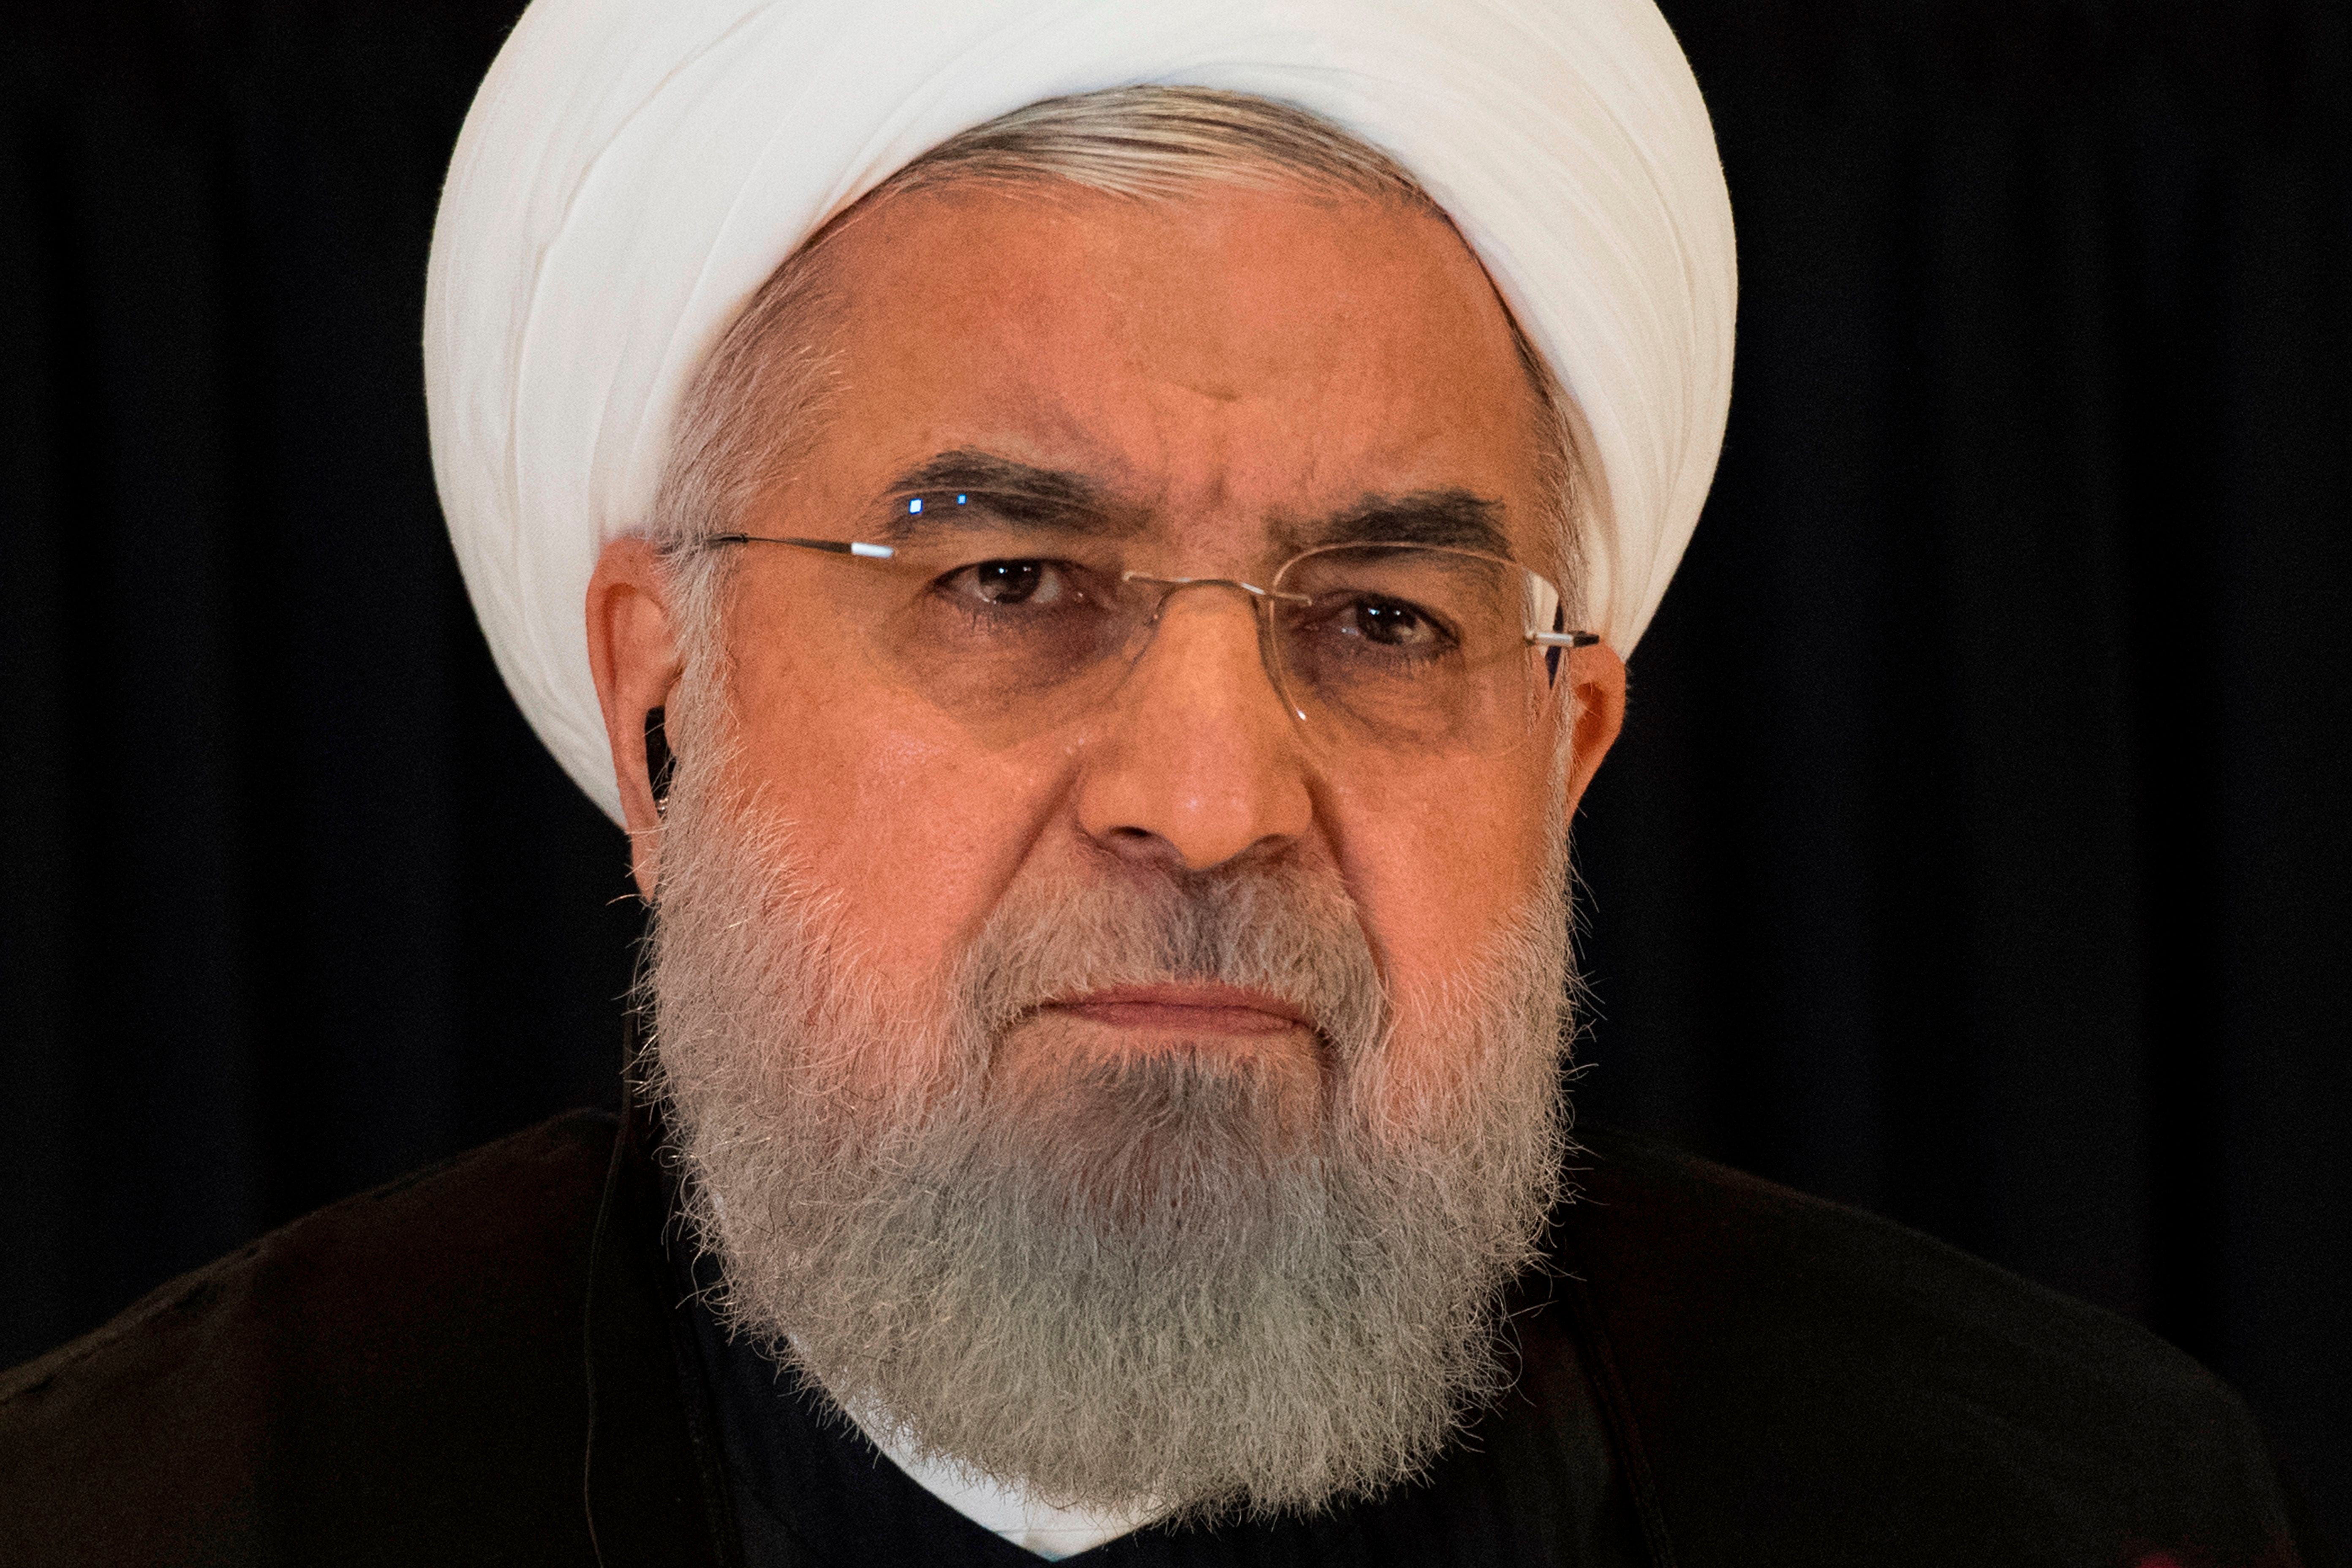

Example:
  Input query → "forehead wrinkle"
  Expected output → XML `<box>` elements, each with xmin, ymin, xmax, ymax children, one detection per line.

<box><xmin>824</xmin><ymin>202</ymin><xmax>1540</xmax><ymax>568</ymax></box>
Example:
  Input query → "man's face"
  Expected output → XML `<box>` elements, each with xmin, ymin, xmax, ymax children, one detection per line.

<box><xmin>589</xmin><ymin>176</ymin><xmax>1628</xmax><ymax>1515</ymax></box>
<box><xmin>615</xmin><ymin>181</ymin><xmax>1621</xmax><ymax>1125</ymax></box>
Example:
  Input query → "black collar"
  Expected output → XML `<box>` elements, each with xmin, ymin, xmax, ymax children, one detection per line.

<box><xmin>583</xmin><ymin>1055</ymin><xmax>743</xmax><ymax>1567</ymax></box>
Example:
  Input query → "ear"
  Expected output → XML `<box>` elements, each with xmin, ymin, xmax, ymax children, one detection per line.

<box><xmin>1560</xmin><ymin>639</ymin><xmax>1627</xmax><ymax>819</ymax></box>
<box><xmin>586</xmin><ymin>536</ymin><xmax>683</xmax><ymax>901</ymax></box>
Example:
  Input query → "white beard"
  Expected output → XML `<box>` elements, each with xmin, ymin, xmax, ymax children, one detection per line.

<box><xmin>640</xmin><ymin>724</ymin><xmax>1576</xmax><ymax>1525</ymax></box>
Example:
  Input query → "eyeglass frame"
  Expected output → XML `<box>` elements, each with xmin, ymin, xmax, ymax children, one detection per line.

<box><xmin>698</xmin><ymin>530</ymin><xmax>1601</xmax><ymax>727</ymax></box>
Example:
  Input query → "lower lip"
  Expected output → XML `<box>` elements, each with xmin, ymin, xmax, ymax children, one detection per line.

<box><xmin>1050</xmin><ymin>1000</ymin><xmax>1306</xmax><ymax>1037</ymax></box>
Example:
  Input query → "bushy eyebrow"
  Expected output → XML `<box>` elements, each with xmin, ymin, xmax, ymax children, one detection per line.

<box><xmin>873</xmin><ymin>450</ymin><xmax>1126</xmax><ymax>542</ymax></box>
<box><xmin>874</xmin><ymin>451</ymin><xmax>1513</xmax><ymax>559</ymax></box>
<box><xmin>1290</xmin><ymin>490</ymin><xmax>1513</xmax><ymax>556</ymax></box>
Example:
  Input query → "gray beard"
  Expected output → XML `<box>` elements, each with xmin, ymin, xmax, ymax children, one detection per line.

<box><xmin>640</xmin><ymin>733</ymin><xmax>1576</xmax><ymax>1525</ymax></box>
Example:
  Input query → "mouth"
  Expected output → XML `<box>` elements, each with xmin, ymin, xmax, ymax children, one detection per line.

<box><xmin>1041</xmin><ymin>982</ymin><xmax>1312</xmax><ymax>1038</ymax></box>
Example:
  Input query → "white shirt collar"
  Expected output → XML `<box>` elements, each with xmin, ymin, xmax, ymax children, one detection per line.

<box><xmin>842</xmin><ymin>1404</ymin><xmax>1166</xmax><ymax>1560</ymax></box>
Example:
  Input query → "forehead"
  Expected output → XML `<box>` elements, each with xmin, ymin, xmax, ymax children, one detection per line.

<box><xmin>781</xmin><ymin>179</ymin><xmax>1554</xmax><ymax>564</ymax></box>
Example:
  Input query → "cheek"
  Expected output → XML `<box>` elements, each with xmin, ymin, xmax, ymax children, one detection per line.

<box><xmin>720</xmin><ymin>621</ymin><xmax>1073</xmax><ymax>987</ymax></box>
<box><xmin>1326</xmin><ymin>749</ymin><xmax>1560</xmax><ymax>1090</ymax></box>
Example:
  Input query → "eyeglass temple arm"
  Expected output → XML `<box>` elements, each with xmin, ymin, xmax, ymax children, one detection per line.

<box><xmin>1529</xmin><ymin>630</ymin><xmax>1600</xmax><ymax>648</ymax></box>
<box><xmin>705</xmin><ymin>533</ymin><xmax>896</xmax><ymax>560</ymax></box>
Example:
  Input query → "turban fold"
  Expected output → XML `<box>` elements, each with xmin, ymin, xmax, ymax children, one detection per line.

<box><xmin>425</xmin><ymin>0</ymin><xmax>1737</xmax><ymax>824</ymax></box>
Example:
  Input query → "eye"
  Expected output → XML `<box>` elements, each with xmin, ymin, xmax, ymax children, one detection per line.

<box><xmin>1340</xmin><ymin>595</ymin><xmax>1445</xmax><ymax>649</ymax></box>
<box><xmin>943</xmin><ymin>559</ymin><xmax>1076</xmax><ymax>609</ymax></box>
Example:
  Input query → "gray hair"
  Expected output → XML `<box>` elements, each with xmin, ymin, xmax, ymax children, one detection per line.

<box><xmin>650</xmin><ymin>85</ymin><xmax>1587</xmax><ymax>649</ymax></box>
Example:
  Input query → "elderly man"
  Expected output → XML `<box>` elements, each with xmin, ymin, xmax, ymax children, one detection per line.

<box><xmin>0</xmin><ymin>2</ymin><xmax>2320</xmax><ymax>1565</ymax></box>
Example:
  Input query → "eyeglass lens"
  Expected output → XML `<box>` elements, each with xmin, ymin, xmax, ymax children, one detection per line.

<box><xmin>841</xmin><ymin>539</ymin><xmax>1569</xmax><ymax>755</ymax></box>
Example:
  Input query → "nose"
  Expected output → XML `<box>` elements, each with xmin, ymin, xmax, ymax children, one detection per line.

<box><xmin>1073</xmin><ymin>583</ymin><xmax>1315</xmax><ymax>872</ymax></box>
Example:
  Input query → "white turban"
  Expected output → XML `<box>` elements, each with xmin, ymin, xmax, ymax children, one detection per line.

<box><xmin>425</xmin><ymin>0</ymin><xmax>1736</xmax><ymax>824</ymax></box>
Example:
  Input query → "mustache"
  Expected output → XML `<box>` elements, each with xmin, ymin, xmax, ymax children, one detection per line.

<box><xmin>955</xmin><ymin>851</ymin><xmax>1392</xmax><ymax>1067</ymax></box>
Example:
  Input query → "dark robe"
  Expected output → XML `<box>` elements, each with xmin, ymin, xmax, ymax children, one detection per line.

<box><xmin>0</xmin><ymin>1097</ymin><xmax>2323</xmax><ymax>1567</ymax></box>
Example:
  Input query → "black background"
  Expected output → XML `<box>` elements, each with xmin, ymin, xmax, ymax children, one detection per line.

<box><xmin>4</xmin><ymin>0</ymin><xmax>2346</xmax><ymax>1544</ymax></box>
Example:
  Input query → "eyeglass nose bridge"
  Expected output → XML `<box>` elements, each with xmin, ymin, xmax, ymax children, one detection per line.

<box><xmin>1116</xmin><ymin>571</ymin><xmax>1315</xmax><ymax>722</ymax></box>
